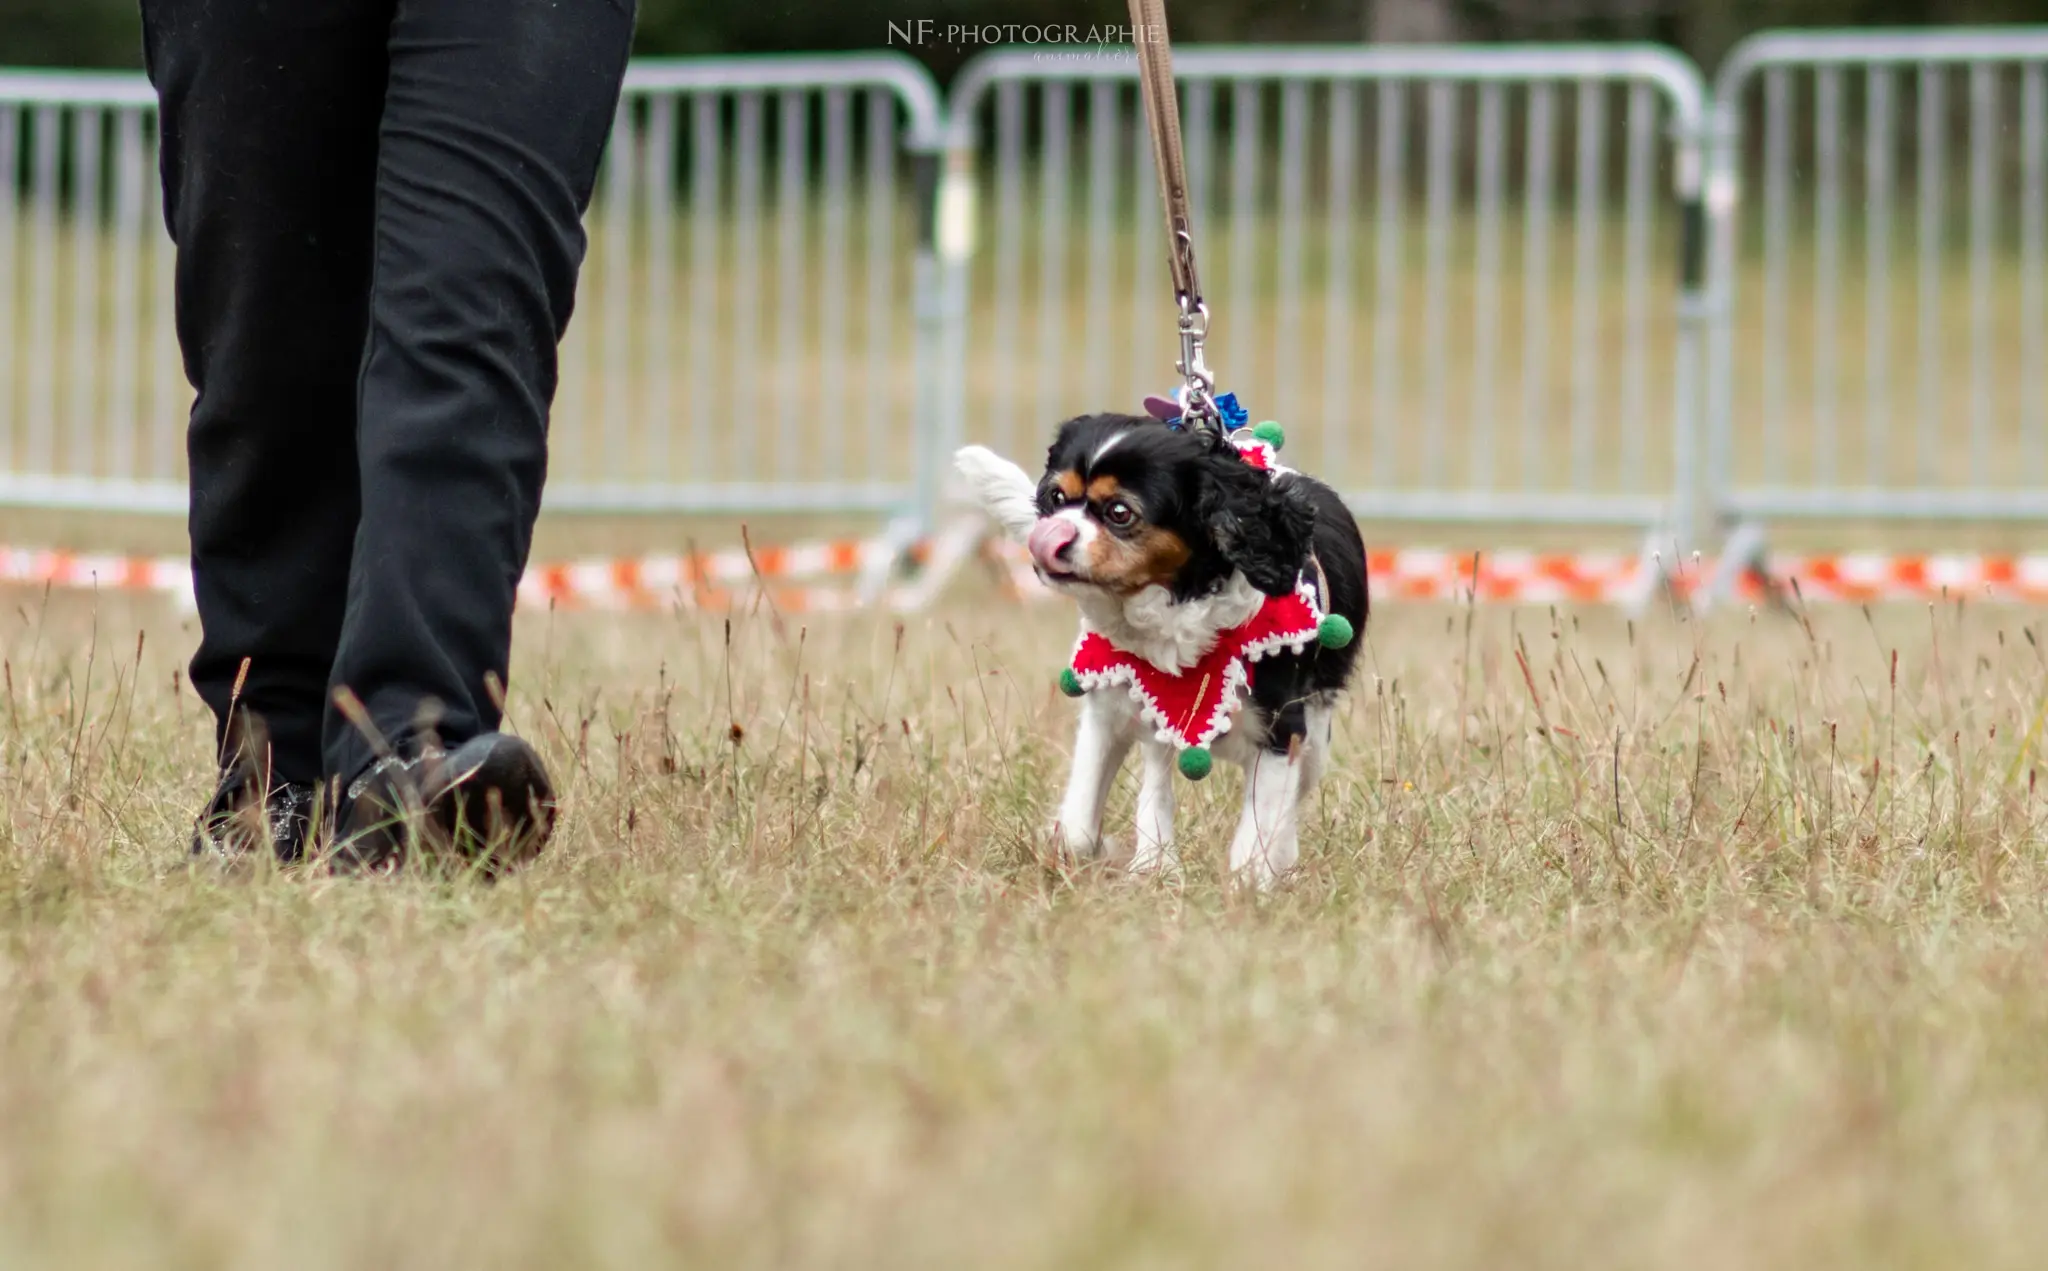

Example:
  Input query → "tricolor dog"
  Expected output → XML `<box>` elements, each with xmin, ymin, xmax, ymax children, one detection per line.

<box><xmin>956</xmin><ymin>404</ymin><xmax>1368</xmax><ymax>887</ymax></box>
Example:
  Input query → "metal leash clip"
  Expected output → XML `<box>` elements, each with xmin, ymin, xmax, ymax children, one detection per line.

<box><xmin>1176</xmin><ymin>292</ymin><xmax>1217</xmax><ymax>430</ymax></box>
<box><xmin>1131</xmin><ymin>0</ymin><xmax>1227</xmax><ymax>440</ymax></box>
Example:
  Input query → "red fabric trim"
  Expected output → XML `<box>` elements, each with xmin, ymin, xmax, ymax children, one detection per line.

<box><xmin>1070</xmin><ymin>582</ymin><xmax>1323</xmax><ymax>750</ymax></box>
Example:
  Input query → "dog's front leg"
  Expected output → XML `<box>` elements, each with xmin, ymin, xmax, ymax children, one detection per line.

<box><xmin>1054</xmin><ymin>692</ymin><xmax>1135</xmax><ymax>862</ymax></box>
<box><xmin>1127</xmin><ymin>738</ymin><xmax>1178</xmax><ymax>875</ymax></box>
<box><xmin>1297</xmin><ymin>699</ymin><xmax>1335</xmax><ymax>799</ymax></box>
<box><xmin>1228</xmin><ymin>744</ymin><xmax>1304</xmax><ymax>889</ymax></box>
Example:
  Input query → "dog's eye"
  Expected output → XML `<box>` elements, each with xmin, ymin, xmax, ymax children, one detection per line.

<box><xmin>1038</xmin><ymin>487</ymin><xmax>1063</xmax><ymax>514</ymax></box>
<box><xmin>1102</xmin><ymin>499</ymin><xmax>1137</xmax><ymax>528</ymax></box>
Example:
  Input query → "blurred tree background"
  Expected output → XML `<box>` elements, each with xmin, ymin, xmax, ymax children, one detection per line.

<box><xmin>4</xmin><ymin>0</ymin><xmax>2037</xmax><ymax>75</ymax></box>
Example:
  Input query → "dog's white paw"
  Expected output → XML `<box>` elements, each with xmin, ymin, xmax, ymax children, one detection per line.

<box><xmin>1052</xmin><ymin>823</ymin><xmax>1116</xmax><ymax>865</ymax></box>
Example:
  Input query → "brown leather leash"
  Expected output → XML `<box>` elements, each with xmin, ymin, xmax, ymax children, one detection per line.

<box><xmin>1127</xmin><ymin>0</ymin><xmax>1220</xmax><ymax>433</ymax></box>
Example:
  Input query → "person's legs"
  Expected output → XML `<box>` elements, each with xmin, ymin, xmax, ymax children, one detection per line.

<box><xmin>144</xmin><ymin>0</ymin><xmax>393</xmax><ymax>791</ymax></box>
<box><xmin>323</xmin><ymin>0</ymin><xmax>635</xmax><ymax>790</ymax></box>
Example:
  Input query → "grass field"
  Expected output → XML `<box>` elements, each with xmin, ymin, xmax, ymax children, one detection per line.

<box><xmin>4</xmin><ymin>581</ymin><xmax>2048</xmax><ymax>1268</ymax></box>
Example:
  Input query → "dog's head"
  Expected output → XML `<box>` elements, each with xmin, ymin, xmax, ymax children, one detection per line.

<box><xmin>1026</xmin><ymin>413</ymin><xmax>1316</xmax><ymax>601</ymax></box>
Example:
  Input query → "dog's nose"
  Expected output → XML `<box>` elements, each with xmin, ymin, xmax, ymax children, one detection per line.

<box><xmin>1028</xmin><ymin>517</ymin><xmax>1079</xmax><ymax>574</ymax></box>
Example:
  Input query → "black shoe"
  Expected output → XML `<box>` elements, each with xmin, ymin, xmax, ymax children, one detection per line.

<box><xmin>191</xmin><ymin>711</ymin><xmax>316</xmax><ymax>863</ymax></box>
<box><xmin>330</xmin><ymin>732</ymin><xmax>557</xmax><ymax>877</ymax></box>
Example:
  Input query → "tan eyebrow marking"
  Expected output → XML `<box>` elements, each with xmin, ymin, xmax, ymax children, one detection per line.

<box><xmin>1085</xmin><ymin>475</ymin><xmax>1125</xmax><ymax>505</ymax></box>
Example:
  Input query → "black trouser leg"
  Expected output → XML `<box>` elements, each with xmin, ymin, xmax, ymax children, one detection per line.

<box><xmin>322</xmin><ymin>0</ymin><xmax>633</xmax><ymax>785</ymax></box>
<box><xmin>147</xmin><ymin>0</ymin><xmax>634</xmax><ymax>789</ymax></box>
<box><xmin>144</xmin><ymin>0</ymin><xmax>392</xmax><ymax>785</ymax></box>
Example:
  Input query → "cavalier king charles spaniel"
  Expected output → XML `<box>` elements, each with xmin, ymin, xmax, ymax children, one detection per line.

<box><xmin>957</xmin><ymin>410</ymin><xmax>1367</xmax><ymax>887</ymax></box>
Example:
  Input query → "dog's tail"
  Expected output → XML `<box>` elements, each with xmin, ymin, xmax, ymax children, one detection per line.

<box><xmin>953</xmin><ymin>446</ymin><xmax>1040</xmax><ymax>543</ymax></box>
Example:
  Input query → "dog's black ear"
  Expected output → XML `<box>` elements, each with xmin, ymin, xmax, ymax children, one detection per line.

<box><xmin>1195</xmin><ymin>454</ymin><xmax>1316</xmax><ymax>597</ymax></box>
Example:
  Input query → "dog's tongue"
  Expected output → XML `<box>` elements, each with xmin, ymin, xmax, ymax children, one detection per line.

<box><xmin>1141</xmin><ymin>395</ymin><xmax>1181</xmax><ymax>421</ymax></box>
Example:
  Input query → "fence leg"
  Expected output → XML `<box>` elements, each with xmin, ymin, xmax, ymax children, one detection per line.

<box><xmin>1667</xmin><ymin>113</ymin><xmax>1711</xmax><ymax>607</ymax></box>
<box><xmin>909</xmin><ymin>156</ymin><xmax>944</xmax><ymax>540</ymax></box>
<box><xmin>1700</xmin><ymin>518</ymin><xmax>1772</xmax><ymax>612</ymax></box>
<box><xmin>936</xmin><ymin>146</ymin><xmax>974</xmax><ymax>472</ymax></box>
<box><xmin>855</xmin><ymin>515</ymin><xmax>923</xmax><ymax>607</ymax></box>
<box><xmin>898</xmin><ymin>135</ymin><xmax>977</xmax><ymax>608</ymax></box>
<box><xmin>1702</xmin><ymin>92</ymin><xmax>1745</xmax><ymax>602</ymax></box>
<box><xmin>887</xmin><ymin>514</ymin><xmax>989</xmax><ymax>612</ymax></box>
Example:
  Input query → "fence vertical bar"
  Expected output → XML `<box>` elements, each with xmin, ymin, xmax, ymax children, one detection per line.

<box><xmin>111</xmin><ymin>108</ymin><xmax>144</xmax><ymax>485</ymax></box>
<box><xmin>2024</xmin><ymin>65</ymin><xmax>2046</xmax><ymax>482</ymax></box>
<box><xmin>1916</xmin><ymin>63</ymin><xmax>1945</xmax><ymax>484</ymax></box>
<box><xmin>1083</xmin><ymin>81</ymin><xmax>1117</xmax><ymax>410</ymax></box>
<box><xmin>1322</xmin><ymin>82</ymin><xmax>1358</xmax><ymax>480</ymax></box>
<box><xmin>149</xmin><ymin>124</ymin><xmax>181</xmax><ymax>480</ymax></box>
<box><xmin>644</xmin><ymin>94</ymin><xmax>676</xmax><ymax>485</ymax></box>
<box><xmin>1619</xmin><ymin>83</ymin><xmax>1653</xmax><ymax>491</ymax></box>
<box><xmin>910</xmin><ymin>130</ymin><xmax>949</xmax><ymax>535</ymax></box>
<box><xmin>1185</xmin><ymin>79</ymin><xmax>1214</xmax><ymax>235</ymax></box>
<box><xmin>1761</xmin><ymin>68</ymin><xmax>1790</xmax><ymax>485</ymax></box>
<box><xmin>1471</xmin><ymin>83</ymin><xmax>1505</xmax><ymax>490</ymax></box>
<box><xmin>1174</xmin><ymin>77</ymin><xmax>1213</xmax><ymax>401</ymax></box>
<box><xmin>1670</xmin><ymin>102</ymin><xmax>1707</xmax><ymax>558</ymax></box>
<box><xmin>1034</xmin><ymin>83</ymin><xmax>1069</xmax><ymax>427</ymax></box>
<box><xmin>775</xmin><ymin>90</ymin><xmax>808</xmax><ymax>488</ymax></box>
<box><xmin>1966</xmin><ymin>63</ymin><xmax>1995</xmax><ymax>485</ymax></box>
<box><xmin>26</xmin><ymin>107</ymin><xmax>57</xmax><ymax>475</ymax></box>
<box><xmin>1371</xmin><ymin>80</ymin><xmax>1405</xmax><ymax>487</ymax></box>
<box><xmin>819</xmin><ymin>87</ymin><xmax>850</xmax><ymax>485</ymax></box>
<box><xmin>1704</xmin><ymin>67</ymin><xmax>1741</xmax><ymax>540</ymax></box>
<box><xmin>1813</xmin><ymin>67</ymin><xmax>1841</xmax><ymax>486</ymax></box>
<box><xmin>600</xmin><ymin>99</ymin><xmax>633</xmax><ymax>484</ymax></box>
<box><xmin>1520</xmin><ymin>83</ymin><xmax>1556</xmax><ymax>490</ymax></box>
<box><xmin>67</xmin><ymin>108</ymin><xmax>101</xmax><ymax>477</ymax></box>
<box><xmin>992</xmin><ymin>81</ymin><xmax>1024</xmax><ymax>456</ymax></box>
<box><xmin>1569</xmin><ymin>80</ymin><xmax>1606</xmax><ymax>493</ymax></box>
<box><xmin>864</xmin><ymin>88</ymin><xmax>895</xmax><ymax>479</ymax></box>
<box><xmin>1130</xmin><ymin>79</ymin><xmax>1162</xmax><ymax>410</ymax></box>
<box><xmin>688</xmin><ymin>92</ymin><xmax>720</xmax><ymax>486</ymax></box>
<box><xmin>733</xmin><ymin>92</ymin><xmax>763</xmax><ymax>479</ymax></box>
<box><xmin>1225</xmin><ymin>80</ymin><xmax>1260</xmax><ymax>387</ymax></box>
<box><xmin>1865</xmin><ymin>67</ymin><xmax>1893</xmax><ymax>486</ymax></box>
<box><xmin>1421</xmin><ymin>81</ymin><xmax>1454</xmax><ymax>481</ymax></box>
<box><xmin>1274</xmin><ymin>80</ymin><xmax>1308</xmax><ymax>428</ymax></box>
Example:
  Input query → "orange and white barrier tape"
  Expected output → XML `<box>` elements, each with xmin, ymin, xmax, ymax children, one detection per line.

<box><xmin>990</xmin><ymin>541</ymin><xmax>2048</xmax><ymax>607</ymax></box>
<box><xmin>989</xmin><ymin>543</ymin><xmax>1656</xmax><ymax>605</ymax></box>
<box><xmin>0</xmin><ymin>547</ymin><xmax>193</xmax><ymax>598</ymax></box>
<box><xmin>1737</xmin><ymin>552</ymin><xmax>2048</xmax><ymax>604</ymax></box>
<box><xmin>0</xmin><ymin>522</ymin><xmax>983</xmax><ymax>616</ymax></box>
<box><xmin>514</xmin><ymin>537</ymin><xmax>917</xmax><ymax>613</ymax></box>
<box><xmin>13</xmin><ymin>538</ymin><xmax>2048</xmax><ymax>611</ymax></box>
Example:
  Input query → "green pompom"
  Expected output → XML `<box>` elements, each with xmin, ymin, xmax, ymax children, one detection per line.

<box><xmin>1317</xmin><ymin>613</ymin><xmax>1355</xmax><ymax>650</ymax></box>
<box><xmin>1251</xmin><ymin>419</ymin><xmax>1286</xmax><ymax>450</ymax></box>
<box><xmin>1058</xmin><ymin>667</ymin><xmax>1085</xmax><ymax>698</ymax></box>
<box><xmin>1177</xmin><ymin>747</ymin><xmax>1213</xmax><ymax>781</ymax></box>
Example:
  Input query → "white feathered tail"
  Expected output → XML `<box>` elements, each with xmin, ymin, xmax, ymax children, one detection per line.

<box><xmin>953</xmin><ymin>446</ymin><xmax>1040</xmax><ymax>543</ymax></box>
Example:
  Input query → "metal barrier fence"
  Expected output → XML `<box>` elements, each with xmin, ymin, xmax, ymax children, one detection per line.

<box><xmin>6</xmin><ymin>35</ymin><xmax>2048</xmax><ymax>580</ymax></box>
<box><xmin>557</xmin><ymin>55</ymin><xmax>945</xmax><ymax>516</ymax></box>
<box><xmin>942</xmin><ymin>46</ymin><xmax>1709</xmax><ymax>545</ymax></box>
<box><xmin>1704</xmin><ymin>30</ymin><xmax>2048</xmax><ymax>553</ymax></box>
<box><xmin>0</xmin><ymin>56</ymin><xmax>949</xmax><ymax>521</ymax></box>
<box><xmin>0</xmin><ymin>71</ymin><xmax>180</xmax><ymax>512</ymax></box>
